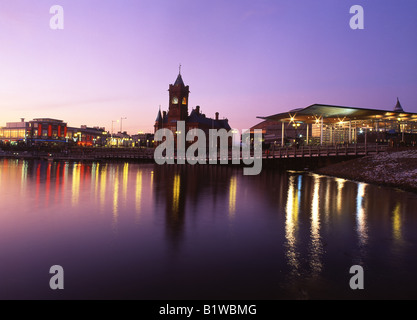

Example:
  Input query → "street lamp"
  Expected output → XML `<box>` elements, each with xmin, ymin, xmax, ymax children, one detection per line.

<box><xmin>120</xmin><ymin>117</ymin><xmax>127</xmax><ymax>133</ymax></box>
<box><xmin>111</xmin><ymin>120</ymin><xmax>118</xmax><ymax>135</ymax></box>
<box><xmin>111</xmin><ymin>120</ymin><xmax>118</xmax><ymax>147</ymax></box>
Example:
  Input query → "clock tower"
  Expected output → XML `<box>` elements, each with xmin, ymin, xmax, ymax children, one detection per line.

<box><xmin>168</xmin><ymin>67</ymin><xmax>189</xmax><ymax>122</ymax></box>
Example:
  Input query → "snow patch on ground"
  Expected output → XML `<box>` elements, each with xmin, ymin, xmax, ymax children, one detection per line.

<box><xmin>317</xmin><ymin>150</ymin><xmax>417</xmax><ymax>192</ymax></box>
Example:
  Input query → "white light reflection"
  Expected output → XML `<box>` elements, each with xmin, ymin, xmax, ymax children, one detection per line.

<box><xmin>356</xmin><ymin>183</ymin><xmax>368</xmax><ymax>247</ymax></box>
<box><xmin>20</xmin><ymin>161</ymin><xmax>28</xmax><ymax>195</ymax></box>
<box><xmin>309</xmin><ymin>175</ymin><xmax>323</xmax><ymax>275</ymax></box>
<box><xmin>336</xmin><ymin>178</ymin><xmax>346</xmax><ymax>213</ymax></box>
<box><xmin>285</xmin><ymin>175</ymin><xmax>300</xmax><ymax>273</ymax></box>
<box><xmin>92</xmin><ymin>163</ymin><xmax>99</xmax><ymax>200</ymax></box>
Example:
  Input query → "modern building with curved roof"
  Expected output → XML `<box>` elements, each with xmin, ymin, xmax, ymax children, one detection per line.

<box><xmin>256</xmin><ymin>99</ymin><xmax>417</xmax><ymax>146</ymax></box>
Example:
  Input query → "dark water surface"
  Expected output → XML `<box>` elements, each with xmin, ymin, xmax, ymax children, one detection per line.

<box><xmin>0</xmin><ymin>159</ymin><xmax>416</xmax><ymax>299</ymax></box>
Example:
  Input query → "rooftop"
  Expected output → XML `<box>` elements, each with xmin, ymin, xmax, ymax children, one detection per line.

<box><xmin>32</xmin><ymin>118</ymin><xmax>64</xmax><ymax>123</ymax></box>
<box><xmin>258</xmin><ymin>100</ymin><xmax>417</xmax><ymax>124</ymax></box>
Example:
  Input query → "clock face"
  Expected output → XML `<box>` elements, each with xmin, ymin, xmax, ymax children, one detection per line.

<box><xmin>172</xmin><ymin>97</ymin><xmax>178</xmax><ymax>104</ymax></box>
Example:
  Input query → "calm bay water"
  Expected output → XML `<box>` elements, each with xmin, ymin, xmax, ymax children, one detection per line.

<box><xmin>0</xmin><ymin>159</ymin><xmax>416</xmax><ymax>299</ymax></box>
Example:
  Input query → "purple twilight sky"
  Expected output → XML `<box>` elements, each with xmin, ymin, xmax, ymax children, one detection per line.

<box><xmin>0</xmin><ymin>0</ymin><xmax>416</xmax><ymax>133</ymax></box>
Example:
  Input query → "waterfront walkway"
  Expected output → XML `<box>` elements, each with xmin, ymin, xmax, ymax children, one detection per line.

<box><xmin>0</xmin><ymin>144</ymin><xmax>387</xmax><ymax>162</ymax></box>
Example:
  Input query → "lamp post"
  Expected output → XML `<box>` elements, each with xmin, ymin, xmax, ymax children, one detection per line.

<box><xmin>111</xmin><ymin>120</ymin><xmax>118</xmax><ymax>147</ymax></box>
<box><xmin>292</xmin><ymin>122</ymin><xmax>301</xmax><ymax>146</ymax></box>
<box><xmin>120</xmin><ymin>117</ymin><xmax>127</xmax><ymax>133</ymax></box>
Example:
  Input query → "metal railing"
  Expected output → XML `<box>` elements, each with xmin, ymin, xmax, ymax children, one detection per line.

<box><xmin>0</xmin><ymin>144</ymin><xmax>388</xmax><ymax>162</ymax></box>
<box><xmin>264</xmin><ymin>143</ymin><xmax>388</xmax><ymax>159</ymax></box>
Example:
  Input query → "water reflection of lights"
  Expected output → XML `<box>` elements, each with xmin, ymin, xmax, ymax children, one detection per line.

<box><xmin>309</xmin><ymin>175</ymin><xmax>323</xmax><ymax>275</ymax></box>
<box><xmin>54</xmin><ymin>163</ymin><xmax>61</xmax><ymax>203</ymax></box>
<box><xmin>285</xmin><ymin>175</ymin><xmax>300</xmax><ymax>272</ymax></box>
<box><xmin>229</xmin><ymin>176</ymin><xmax>237</xmax><ymax>217</ymax></box>
<box><xmin>113</xmin><ymin>167</ymin><xmax>120</xmax><ymax>226</ymax></box>
<box><xmin>392</xmin><ymin>203</ymin><xmax>402</xmax><ymax>241</ymax></box>
<box><xmin>45</xmin><ymin>163</ymin><xmax>52</xmax><ymax>206</ymax></box>
<box><xmin>150</xmin><ymin>170</ymin><xmax>154</xmax><ymax>199</ymax></box>
<box><xmin>356</xmin><ymin>183</ymin><xmax>368</xmax><ymax>246</ymax></box>
<box><xmin>122</xmin><ymin>163</ymin><xmax>129</xmax><ymax>204</ymax></box>
<box><xmin>92</xmin><ymin>163</ymin><xmax>100</xmax><ymax>198</ymax></box>
<box><xmin>62</xmin><ymin>163</ymin><xmax>68</xmax><ymax>199</ymax></box>
<box><xmin>135</xmin><ymin>171</ymin><xmax>143</xmax><ymax>218</ymax></box>
<box><xmin>172</xmin><ymin>174</ymin><xmax>181</xmax><ymax>215</ymax></box>
<box><xmin>100</xmin><ymin>164</ymin><xmax>107</xmax><ymax>212</ymax></box>
<box><xmin>20</xmin><ymin>161</ymin><xmax>28</xmax><ymax>195</ymax></box>
<box><xmin>325</xmin><ymin>178</ymin><xmax>330</xmax><ymax>216</ymax></box>
<box><xmin>336</xmin><ymin>178</ymin><xmax>345</xmax><ymax>213</ymax></box>
<box><xmin>35</xmin><ymin>163</ymin><xmax>41</xmax><ymax>206</ymax></box>
<box><xmin>71</xmin><ymin>164</ymin><xmax>81</xmax><ymax>206</ymax></box>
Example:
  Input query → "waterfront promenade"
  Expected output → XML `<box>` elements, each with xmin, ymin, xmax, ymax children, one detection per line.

<box><xmin>0</xmin><ymin>143</ymin><xmax>387</xmax><ymax>162</ymax></box>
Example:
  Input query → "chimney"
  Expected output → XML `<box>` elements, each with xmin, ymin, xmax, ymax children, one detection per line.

<box><xmin>21</xmin><ymin>118</ymin><xmax>25</xmax><ymax>122</ymax></box>
<box><xmin>196</xmin><ymin>106</ymin><xmax>200</xmax><ymax>114</ymax></box>
<box><xmin>215</xmin><ymin>112</ymin><xmax>219</xmax><ymax>121</ymax></box>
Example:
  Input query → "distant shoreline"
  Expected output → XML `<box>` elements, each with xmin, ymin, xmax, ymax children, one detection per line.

<box><xmin>315</xmin><ymin>149</ymin><xmax>417</xmax><ymax>194</ymax></box>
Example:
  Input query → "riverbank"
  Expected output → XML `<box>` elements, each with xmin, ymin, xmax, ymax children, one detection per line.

<box><xmin>316</xmin><ymin>149</ymin><xmax>417</xmax><ymax>193</ymax></box>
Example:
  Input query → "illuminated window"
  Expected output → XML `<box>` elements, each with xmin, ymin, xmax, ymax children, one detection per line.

<box><xmin>182</xmin><ymin>97</ymin><xmax>187</xmax><ymax>105</ymax></box>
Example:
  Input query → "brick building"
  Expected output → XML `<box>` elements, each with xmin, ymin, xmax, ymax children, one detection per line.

<box><xmin>154</xmin><ymin>71</ymin><xmax>231</xmax><ymax>140</ymax></box>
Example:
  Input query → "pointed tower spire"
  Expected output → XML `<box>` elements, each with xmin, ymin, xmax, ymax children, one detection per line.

<box><xmin>394</xmin><ymin>97</ymin><xmax>404</xmax><ymax>112</ymax></box>
<box><xmin>155</xmin><ymin>105</ymin><xmax>162</xmax><ymax>122</ymax></box>
<box><xmin>174</xmin><ymin>72</ymin><xmax>185</xmax><ymax>87</ymax></box>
